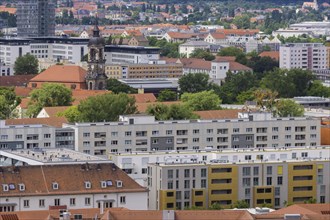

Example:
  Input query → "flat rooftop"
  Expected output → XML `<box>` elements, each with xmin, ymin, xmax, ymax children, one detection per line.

<box><xmin>0</xmin><ymin>148</ymin><xmax>108</xmax><ymax>165</ymax></box>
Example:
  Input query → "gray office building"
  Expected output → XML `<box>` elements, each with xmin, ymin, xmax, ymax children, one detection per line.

<box><xmin>17</xmin><ymin>0</ymin><xmax>55</xmax><ymax>37</ymax></box>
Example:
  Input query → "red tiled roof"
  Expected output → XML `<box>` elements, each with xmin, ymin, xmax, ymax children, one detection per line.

<box><xmin>271</xmin><ymin>204</ymin><xmax>330</xmax><ymax>215</ymax></box>
<box><xmin>14</xmin><ymin>87</ymin><xmax>33</xmax><ymax>97</ymax></box>
<box><xmin>72</xmin><ymin>89</ymin><xmax>112</xmax><ymax>105</ymax></box>
<box><xmin>214</xmin><ymin>56</ymin><xmax>236</xmax><ymax>62</ymax></box>
<box><xmin>0</xmin><ymin>164</ymin><xmax>146</xmax><ymax>197</ymax></box>
<box><xmin>129</xmin><ymin>93</ymin><xmax>157</xmax><ymax>103</ymax></box>
<box><xmin>18</xmin><ymin>97</ymin><xmax>30</xmax><ymax>109</ymax></box>
<box><xmin>229</xmin><ymin>61</ymin><xmax>252</xmax><ymax>71</ymax></box>
<box><xmin>41</xmin><ymin>106</ymin><xmax>70</xmax><ymax>117</ymax></box>
<box><xmin>210</xmin><ymin>32</ymin><xmax>227</xmax><ymax>39</ymax></box>
<box><xmin>30</xmin><ymin>65</ymin><xmax>87</xmax><ymax>83</ymax></box>
<box><xmin>259</xmin><ymin>51</ymin><xmax>280</xmax><ymax>61</ymax></box>
<box><xmin>178</xmin><ymin>58</ymin><xmax>211</xmax><ymax>71</ymax></box>
<box><xmin>0</xmin><ymin>75</ymin><xmax>35</xmax><ymax>87</ymax></box>
<box><xmin>0</xmin><ymin>6</ymin><xmax>16</xmax><ymax>14</ymax></box>
<box><xmin>194</xmin><ymin>109</ymin><xmax>240</xmax><ymax>119</ymax></box>
<box><xmin>166</xmin><ymin>32</ymin><xmax>195</xmax><ymax>39</ymax></box>
<box><xmin>5</xmin><ymin>117</ymin><xmax>68</xmax><ymax>128</ymax></box>
<box><xmin>216</xmin><ymin>29</ymin><xmax>259</xmax><ymax>36</ymax></box>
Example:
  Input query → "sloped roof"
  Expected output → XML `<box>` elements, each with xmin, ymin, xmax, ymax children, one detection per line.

<box><xmin>0</xmin><ymin>163</ymin><xmax>146</xmax><ymax>197</ymax></box>
<box><xmin>214</xmin><ymin>56</ymin><xmax>236</xmax><ymax>62</ymax></box>
<box><xmin>271</xmin><ymin>204</ymin><xmax>330</xmax><ymax>215</ymax></box>
<box><xmin>229</xmin><ymin>61</ymin><xmax>252</xmax><ymax>71</ymax></box>
<box><xmin>166</xmin><ymin>32</ymin><xmax>195</xmax><ymax>39</ymax></box>
<box><xmin>209</xmin><ymin>32</ymin><xmax>227</xmax><ymax>39</ymax></box>
<box><xmin>178</xmin><ymin>58</ymin><xmax>212</xmax><ymax>71</ymax></box>
<box><xmin>18</xmin><ymin>97</ymin><xmax>30</xmax><ymax>109</ymax></box>
<box><xmin>30</xmin><ymin>65</ymin><xmax>87</xmax><ymax>83</ymax></box>
<box><xmin>5</xmin><ymin>117</ymin><xmax>68</xmax><ymax>128</ymax></box>
<box><xmin>259</xmin><ymin>51</ymin><xmax>280</xmax><ymax>61</ymax></box>
<box><xmin>14</xmin><ymin>87</ymin><xmax>33</xmax><ymax>97</ymax></box>
<box><xmin>72</xmin><ymin>89</ymin><xmax>112</xmax><ymax>105</ymax></box>
<box><xmin>42</xmin><ymin>106</ymin><xmax>70</xmax><ymax>117</ymax></box>
<box><xmin>129</xmin><ymin>93</ymin><xmax>157</xmax><ymax>103</ymax></box>
<box><xmin>194</xmin><ymin>109</ymin><xmax>240</xmax><ymax>119</ymax></box>
<box><xmin>0</xmin><ymin>75</ymin><xmax>35</xmax><ymax>87</ymax></box>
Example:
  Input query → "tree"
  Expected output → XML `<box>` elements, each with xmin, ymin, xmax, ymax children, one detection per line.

<box><xmin>233</xmin><ymin>200</ymin><xmax>250</xmax><ymax>208</ymax></box>
<box><xmin>157</xmin><ymin>89</ymin><xmax>177</xmax><ymax>101</ymax></box>
<box><xmin>170</xmin><ymin>5</ymin><xmax>176</xmax><ymax>14</ymax></box>
<box><xmin>181</xmin><ymin>91</ymin><xmax>221</xmax><ymax>111</ymax></box>
<box><xmin>106</xmin><ymin>78</ymin><xmax>137</xmax><ymax>94</ymax></box>
<box><xmin>0</xmin><ymin>87</ymin><xmax>21</xmax><ymax>119</ymax></box>
<box><xmin>57</xmin><ymin>106</ymin><xmax>81</xmax><ymax>123</ymax></box>
<box><xmin>254</xmin><ymin>88</ymin><xmax>278</xmax><ymax>112</ymax></box>
<box><xmin>233</xmin><ymin>14</ymin><xmax>251</xmax><ymax>29</ymax></box>
<box><xmin>14</xmin><ymin>54</ymin><xmax>39</xmax><ymax>75</ymax></box>
<box><xmin>27</xmin><ymin>83</ymin><xmax>73</xmax><ymax>117</ymax></box>
<box><xmin>146</xmin><ymin>103</ymin><xmax>198</xmax><ymax>120</ymax></box>
<box><xmin>179</xmin><ymin>73</ymin><xmax>210</xmax><ymax>93</ymax></box>
<box><xmin>307</xmin><ymin>80</ymin><xmax>330</xmax><ymax>97</ymax></box>
<box><xmin>78</xmin><ymin>93</ymin><xmax>137</xmax><ymax>122</ymax></box>
<box><xmin>218</xmin><ymin>47</ymin><xmax>244</xmax><ymax>57</ymax></box>
<box><xmin>275</xmin><ymin>99</ymin><xmax>304</xmax><ymax>117</ymax></box>
<box><xmin>189</xmin><ymin>49</ymin><xmax>215</xmax><ymax>61</ymax></box>
<box><xmin>209</xmin><ymin>202</ymin><xmax>222</xmax><ymax>210</ymax></box>
<box><xmin>246</xmin><ymin>56</ymin><xmax>279</xmax><ymax>78</ymax></box>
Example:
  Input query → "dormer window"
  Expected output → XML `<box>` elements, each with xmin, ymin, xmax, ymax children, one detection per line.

<box><xmin>52</xmin><ymin>182</ymin><xmax>59</xmax><ymax>190</ymax></box>
<box><xmin>19</xmin><ymin>183</ymin><xmax>25</xmax><ymax>191</ymax></box>
<box><xmin>2</xmin><ymin>184</ymin><xmax>8</xmax><ymax>191</ymax></box>
<box><xmin>85</xmin><ymin>181</ymin><xmax>91</xmax><ymax>189</ymax></box>
<box><xmin>116</xmin><ymin>180</ymin><xmax>122</xmax><ymax>188</ymax></box>
<box><xmin>100</xmin><ymin>181</ymin><xmax>107</xmax><ymax>188</ymax></box>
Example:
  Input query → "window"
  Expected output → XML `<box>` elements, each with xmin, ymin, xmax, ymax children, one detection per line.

<box><xmin>243</xmin><ymin>178</ymin><xmax>250</xmax><ymax>187</ymax></box>
<box><xmin>253</xmin><ymin>167</ymin><xmax>259</xmax><ymax>175</ymax></box>
<box><xmin>267</xmin><ymin>177</ymin><xmax>272</xmax><ymax>185</ymax></box>
<box><xmin>166</xmin><ymin>139</ymin><xmax>173</xmax><ymax>144</ymax></box>
<box><xmin>24</xmin><ymin>200</ymin><xmax>29</xmax><ymax>208</ymax></box>
<box><xmin>233</xmin><ymin>128</ymin><xmax>239</xmax><ymax>133</ymax></box>
<box><xmin>125</xmin><ymin>131</ymin><xmax>132</xmax><ymax>136</ymax></box>
<box><xmin>152</xmin><ymin>130</ymin><xmax>159</xmax><ymax>135</ymax></box>
<box><xmin>120</xmin><ymin>196</ymin><xmax>126</xmax><ymax>204</ymax></box>
<box><xmin>201</xmin><ymin>168</ymin><xmax>207</xmax><ymax>177</ymax></box>
<box><xmin>168</xmin><ymin>170</ymin><xmax>173</xmax><ymax>179</ymax></box>
<box><xmin>193</xmin><ymin>129</ymin><xmax>199</xmax><ymax>134</ymax></box>
<box><xmin>253</xmin><ymin>177</ymin><xmax>259</xmax><ymax>186</ymax></box>
<box><xmin>39</xmin><ymin>199</ymin><xmax>45</xmax><ymax>207</ymax></box>
<box><xmin>243</xmin><ymin>167</ymin><xmax>251</xmax><ymax>176</ymax></box>
<box><xmin>70</xmin><ymin>198</ymin><xmax>76</xmax><ymax>206</ymax></box>
<box><xmin>207</xmin><ymin>129</ymin><xmax>213</xmax><ymax>134</ymax></box>
<box><xmin>85</xmin><ymin>181</ymin><xmax>91</xmax><ymax>189</ymax></box>
<box><xmin>272</xmin><ymin>127</ymin><xmax>279</xmax><ymax>132</ymax></box>
<box><xmin>85</xmin><ymin>197</ymin><xmax>91</xmax><ymax>206</ymax></box>
<box><xmin>246</xmin><ymin>128</ymin><xmax>252</xmax><ymax>132</ymax></box>
<box><xmin>277</xmin><ymin>176</ymin><xmax>283</xmax><ymax>185</ymax></box>
<box><xmin>166</xmin><ymin>130</ymin><xmax>172</xmax><ymax>135</ymax></box>
<box><xmin>184</xmin><ymin>180</ymin><xmax>190</xmax><ymax>189</ymax></box>
<box><xmin>44</xmin><ymin>134</ymin><xmax>51</xmax><ymax>138</ymax></box>
<box><xmin>111</xmin><ymin>132</ymin><xmax>118</xmax><ymax>137</ymax></box>
<box><xmin>15</xmin><ymin>134</ymin><xmax>23</xmax><ymax>139</ymax></box>
<box><xmin>168</xmin><ymin>181</ymin><xmax>173</xmax><ymax>189</ymax></box>
<box><xmin>301</xmin><ymin>152</ymin><xmax>308</xmax><ymax>158</ymax></box>
<box><xmin>193</xmin><ymin>138</ymin><xmax>199</xmax><ymax>143</ymax></box>
<box><xmin>125</xmin><ymin>140</ymin><xmax>131</xmax><ymax>145</ymax></box>
<box><xmin>267</xmin><ymin>166</ymin><xmax>272</xmax><ymax>175</ymax></box>
<box><xmin>52</xmin><ymin>182</ymin><xmax>59</xmax><ymax>190</ymax></box>
<box><xmin>54</xmin><ymin>198</ymin><xmax>60</xmax><ymax>206</ymax></box>
<box><xmin>83</xmin><ymin>133</ymin><xmax>90</xmax><ymax>137</ymax></box>
<box><xmin>184</xmin><ymin>169</ymin><xmax>190</xmax><ymax>178</ymax></box>
<box><xmin>184</xmin><ymin>191</ymin><xmax>190</xmax><ymax>199</ymax></box>
<box><xmin>285</xmin><ymin>127</ymin><xmax>291</xmax><ymax>131</ymax></box>
<box><xmin>245</xmin><ymin>155</ymin><xmax>251</xmax><ymax>160</ymax></box>
<box><xmin>245</xmin><ymin>188</ymin><xmax>251</xmax><ymax>197</ymax></box>
<box><xmin>201</xmin><ymin>179</ymin><xmax>207</xmax><ymax>188</ymax></box>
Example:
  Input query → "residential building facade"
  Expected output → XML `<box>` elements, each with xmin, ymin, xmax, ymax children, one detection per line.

<box><xmin>280</xmin><ymin>43</ymin><xmax>328</xmax><ymax>71</ymax></box>
<box><xmin>148</xmin><ymin>155</ymin><xmax>330</xmax><ymax>210</ymax></box>
<box><xmin>17</xmin><ymin>0</ymin><xmax>55</xmax><ymax>37</ymax></box>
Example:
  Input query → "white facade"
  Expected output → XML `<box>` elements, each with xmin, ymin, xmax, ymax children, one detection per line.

<box><xmin>210</xmin><ymin>61</ymin><xmax>230</xmax><ymax>80</ymax></box>
<box><xmin>179</xmin><ymin>41</ymin><xmax>213</xmax><ymax>58</ymax></box>
<box><xmin>280</xmin><ymin>43</ymin><xmax>327</xmax><ymax>70</ymax></box>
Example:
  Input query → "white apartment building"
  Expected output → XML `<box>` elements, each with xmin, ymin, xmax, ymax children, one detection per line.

<box><xmin>0</xmin><ymin>163</ymin><xmax>148</xmax><ymax>212</ymax></box>
<box><xmin>0</xmin><ymin>37</ymin><xmax>88</xmax><ymax>75</ymax></box>
<box><xmin>179</xmin><ymin>41</ymin><xmax>214</xmax><ymax>58</ymax></box>
<box><xmin>64</xmin><ymin>112</ymin><xmax>320</xmax><ymax>156</ymax></box>
<box><xmin>280</xmin><ymin>43</ymin><xmax>327</xmax><ymax>71</ymax></box>
<box><xmin>104</xmin><ymin>45</ymin><xmax>160</xmax><ymax>65</ymax></box>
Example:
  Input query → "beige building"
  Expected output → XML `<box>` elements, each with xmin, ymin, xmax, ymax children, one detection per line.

<box><xmin>105</xmin><ymin>63</ymin><xmax>183</xmax><ymax>79</ymax></box>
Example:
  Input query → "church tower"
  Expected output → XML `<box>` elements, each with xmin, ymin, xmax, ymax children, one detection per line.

<box><xmin>85</xmin><ymin>18</ymin><xmax>107</xmax><ymax>90</ymax></box>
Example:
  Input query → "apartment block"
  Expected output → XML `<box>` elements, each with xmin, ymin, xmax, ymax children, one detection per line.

<box><xmin>0</xmin><ymin>37</ymin><xmax>88</xmax><ymax>75</ymax></box>
<box><xmin>105</xmin><ymin>63</ymin><xmax>183</xmax><ymax>79</ymax></box>
<box><xmin>104</xmin><ymin>45</ymin><xmax>160</xmax><ymax>65</ymax></box>
<box><xmin>17</xmin><ymin>0</ymin><xmax>55</xmax><ymax>37</ymax></box>
<box><xmin>65</xmin><ymin>112</ymin><xmax>320</xmax><ymax>156</ymax></box>
<box><xmin>148</xmin><ymin>153</ymin><xmax>330</xmax><ymax>210</ymax></box>
<box><xmin>279</xmin><ymin>43</ymin><xmax>327</xmax><ymax>71</ymax></box>
<box><xmin>110</xmin><ymin>146</ymin><xmax>330</xmax><ymax>187</ymax></box>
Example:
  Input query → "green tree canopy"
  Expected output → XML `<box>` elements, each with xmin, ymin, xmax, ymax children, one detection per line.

<box><xmin>146</xmin><ymin>103</ymin><xmax>198</xmax><ymax>120</ymax></box>
<box><xmin>78</xmin><ymin>93</ymin><xmax>137</xmax><ymax>122</ymax></box>
<box><xmin>27</xmin><ymin>83</ymin><xmax>73</xmax><ymax>117</ymax></box>
<box><xmin>181</xmin><ymin>90</ymin><xmax>221</xmax><ymax>111</ymax></box>
<box><xmin>233</xmin><ymin>200</ymin><xmax>250</xmax><ymax>208</ymax></box>
<box><xmin>178</xmin><ymin>73</ymin><xmax>211</xmax><ymax>93</ymax></box>
<box><xmin>307</xmin><ymin>80</ymin><xmax>330</xmax><ymax>97</ymax></box>
<box><xmin>14</xmin><ymin>54</ymin><xmax>39</xmax><ymax>75</ymax></box>
<box><xmin>106</xmin><ymin>78</ymin><xmax>137</xmax><ymax>94</ymax></box>
<box><xmin>275</xmin><ymin>99</ymin><xmax>304</xmax><ymax>117</ymax></box>
<box><xmin>217</xmin><ymin>47</ymin><xmax>244</xmax><ymax>57</ymax></box>
<box><xmin>57</xmin><ymin>106</ymin><xmax>80</xmax><ymax>123</ymax></box>
<box><xmin>157</xmin><ymin>89</ymin><xmax>177</xmax><ymax>101</ymax></box>
<box><xmin>189</xmin><ymin>49</ymin><xmax>215</xmax><ymax>61</ymax></box>
<box><xmin>0</xmin><ymin>87</ymin><xmax>21</xmax><ymax>119</ymax></box>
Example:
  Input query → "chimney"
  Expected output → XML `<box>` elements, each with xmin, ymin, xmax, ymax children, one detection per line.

<box><xmin>162</xmin><ymin>210</ymin><xmax>175</xmax><ymax>220</ymax></box>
